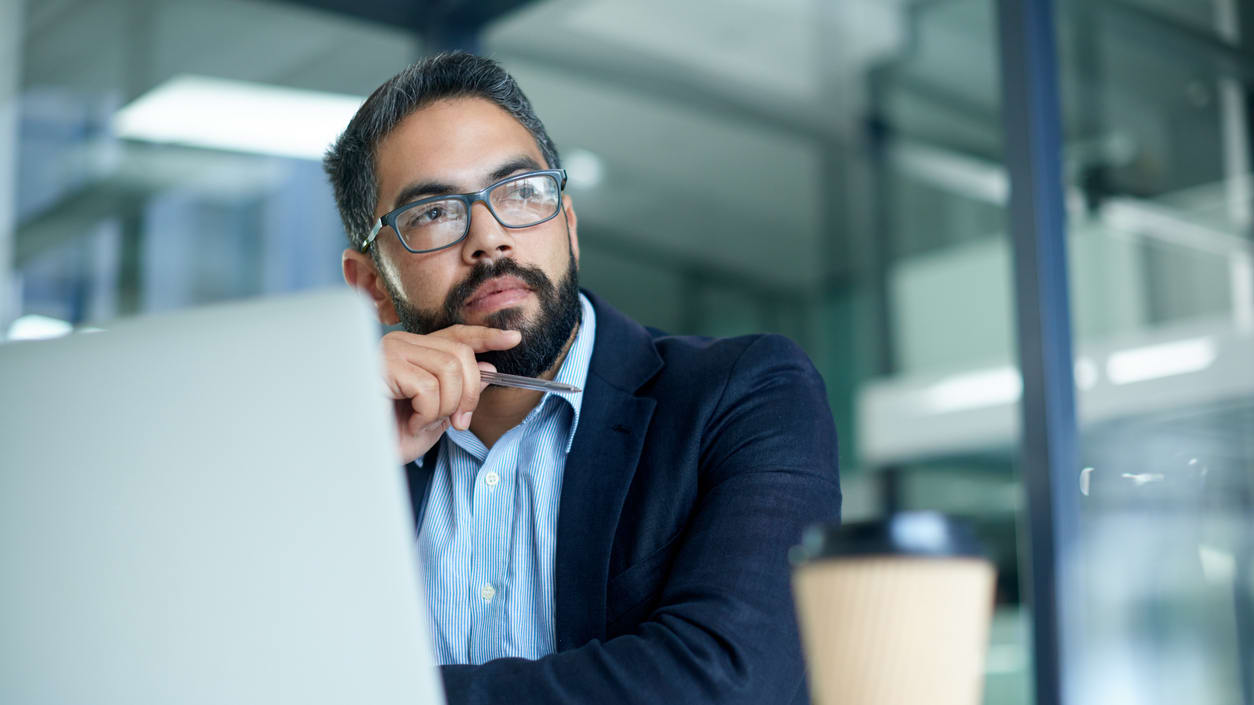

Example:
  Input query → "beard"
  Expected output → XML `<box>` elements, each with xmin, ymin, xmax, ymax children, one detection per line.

<box><xmin>388</xmin><ymin>248</ymin><xmax>581</xmax><ymax>379</ymax></box>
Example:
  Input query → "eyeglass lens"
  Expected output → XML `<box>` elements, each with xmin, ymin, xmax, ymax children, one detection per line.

<box><xmin>395</xmin><ymin>173</ymin><xmax>561</xmax><ymax>252</ymax></box>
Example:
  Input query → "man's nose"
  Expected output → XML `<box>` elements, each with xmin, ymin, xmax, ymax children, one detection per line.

<box><xmin>461</xmin><ymin>200</ymin><xmax>513</xmax><ymax>264</ymax></box>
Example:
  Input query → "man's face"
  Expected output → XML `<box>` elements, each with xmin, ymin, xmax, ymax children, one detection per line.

<box><xmin>365</xmin><ymin>97</ymin><xmax>581</xmax><ymax>376</ymax></box>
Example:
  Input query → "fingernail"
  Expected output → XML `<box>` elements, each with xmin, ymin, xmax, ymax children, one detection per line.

<box><xmin>457</xmin><ymin>411</ymin><xmax>473</xmax><ymax>428</ymax></box>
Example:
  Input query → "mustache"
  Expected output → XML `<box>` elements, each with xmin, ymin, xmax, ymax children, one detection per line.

<box><xmin>442</xmin><ymin>258</ymin><xmax>553</xmax><ymax>323</ymax></box>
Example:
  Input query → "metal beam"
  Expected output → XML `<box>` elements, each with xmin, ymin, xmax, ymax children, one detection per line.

<box><xmin>0</xmin><ymin>0</ymin><xmax>23</xmax><ymax>335</ymax></box>
<box><xmin>272</xmin><ymin>0</ymin><xmax>535</xmax><ymax>54</ymax></box>
<box><xmin>996</xmin><ymin>1</ymin><xmax>1081</xmax><ymax>705</ymax></box>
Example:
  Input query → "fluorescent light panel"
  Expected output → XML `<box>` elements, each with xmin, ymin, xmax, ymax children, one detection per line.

<box><xmin>6</xmin><ymin>314</ymin><xmax>72</xmax><ymax>342</ymax></box>
<box><xmin>113</xmin><ymin>75</ymin><xmax>364</xmax><ymax>160</ymax></box>
<box><xmin>924</xmin><ymin>366</ymin><xmax>1022</xmax><ymax>413</ymax></box>
<box><xmin>1106</xmin><ymin>337</ymin><xmax>1217</xmax><ymax>385</ymax></box>
<box><xmin>918</xmin><ymin>335</ymin><xmax>1219</xmax><ymax>415</ymax></box>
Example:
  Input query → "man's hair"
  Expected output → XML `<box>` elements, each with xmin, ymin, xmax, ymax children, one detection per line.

<box><xmin>323</xmin><ymin>52</ymin><xmax>562</xmax><ymax>251</ymax></box>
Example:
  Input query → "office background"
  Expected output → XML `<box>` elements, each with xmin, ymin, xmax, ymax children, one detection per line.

<box><xmin>1</xmin><ymin>0</ymin><xmax>1250</xmax><ymax>704</ymax></box>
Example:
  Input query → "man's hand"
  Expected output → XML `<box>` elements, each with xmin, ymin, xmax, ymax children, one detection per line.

<box><xmin>381</xmin><ymin>325</ymin><xmax>522</xmax><ymax>464</ymax></box>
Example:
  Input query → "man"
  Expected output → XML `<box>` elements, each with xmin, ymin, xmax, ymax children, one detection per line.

<box><xmin>324</xmin><ymin>52</ymin><xmax>840</xmax><ymax>705</ymax></box>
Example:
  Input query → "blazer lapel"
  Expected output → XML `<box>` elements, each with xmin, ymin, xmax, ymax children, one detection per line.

<box><xmin>404</xmin><ymin>445</ymin><xmax>442</xmax><ymax>535</ymax></box>
<box><xmin>553</xmin><ymin>292</ymin><xmax>662</xmax><ymax>650</ymax></box>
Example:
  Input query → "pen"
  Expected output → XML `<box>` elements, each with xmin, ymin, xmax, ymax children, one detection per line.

<box><xmin>480</xmin><ymin>370</ymin><xmax>581</xmax><ymax>394</ymax></box>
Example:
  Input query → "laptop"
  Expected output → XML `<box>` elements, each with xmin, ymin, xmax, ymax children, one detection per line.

<box><xmin>0</xmin><ymin>289</ymin><xmax>444</xmax><ymax>705</ymax></box>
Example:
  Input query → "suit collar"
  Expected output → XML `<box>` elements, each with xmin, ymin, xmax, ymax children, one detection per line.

<box><xmin>553</xmin><ymin>290</ymin><xmax>661</xmax><ymax>649</ymax></box>
<box><xmin>579</xmin><ymin>289</ymin><xmax>663</xmax><ymax>394</ymax></box>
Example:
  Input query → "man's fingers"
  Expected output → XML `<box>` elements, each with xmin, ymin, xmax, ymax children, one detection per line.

<box><xmin>432</xmin><ymin>325</ymin><xmax>522</xmax><ymax>353</ymax></box>
<box><xmin>395</xmin><ymin>369</ymin><xmax>440</xmax><ymax>423</ymax></box>
<box><xmin>420</xmin><ymin>349</ymin><xmax>465</xmax><ymax>428</ymax></box>
<box><xmin>410</xmin><ymin>414</ymin><xmax>449</xmax><ymax>436</ymax></box>
<box><xmin>382</xmin><ymin>333</ymin><xmax>473</xmax><ymax>409</ymax></box>
<box><xmin>379</xmin><ymin>327</ymin><xmax>519</xmax><ymax>441</ymax></box>
<box><xmin>401</xmin><ymin>334</ymin><xmax>484</xmax><ymax>422</ymax></box>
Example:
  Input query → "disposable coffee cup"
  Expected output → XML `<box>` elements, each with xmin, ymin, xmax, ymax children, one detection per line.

<box><xmin>790</xmin><ymin>512</ymin><xmax>996</xmax><ymax>705</ymax></box>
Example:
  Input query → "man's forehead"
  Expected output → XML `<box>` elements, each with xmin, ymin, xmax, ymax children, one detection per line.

<box><xmin>378</xmin><ymin>97</ymin><xmax>544</xmax><ymax>184</ymax></box>
<box><xmin>372</xmin><ymin>98</ymin><xmax>549</xmax><ymax>216</ymax></box>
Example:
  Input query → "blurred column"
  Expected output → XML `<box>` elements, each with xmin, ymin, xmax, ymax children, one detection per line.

<box><xmin>997</xmin><ymin>0</ymin><xmax>1081</xmax><ymax>704</ymax></box>
<box><xmin>1215</xmin><ymin>0</ymin><xmax>1254</xmax><ymax>334</ymax></box>
<box><xmin>1216</xmin><ymin>0</ymin><xmax>1251</xmax><ymax>227</ymax></box>
<box><xmin>0</xmin><ymin>0</ymin><xmax>23</xmax><ymax>335</ymax></box>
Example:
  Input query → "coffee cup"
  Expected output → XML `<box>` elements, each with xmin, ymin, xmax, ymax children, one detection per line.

<box><xmin>790</xmin><ymin>512</ymin><xmax>996</xmax><ymax>705</ymax></box>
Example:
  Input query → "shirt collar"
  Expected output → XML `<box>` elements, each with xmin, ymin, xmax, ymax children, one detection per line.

<box><xmin>549</xmin><ymin>292</ymin><xmax>595</xmax><ymax>453</ymax></box>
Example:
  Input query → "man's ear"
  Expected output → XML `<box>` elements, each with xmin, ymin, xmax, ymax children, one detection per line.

<box><xmin>342</xmin><ymin>248</ymin><xmax>400</xmax><ymax>326</ymax></box>
<box><xmin>562</xmin><ymin>194</ymin><xmax>580</xmax><ymax>265</ymax></box>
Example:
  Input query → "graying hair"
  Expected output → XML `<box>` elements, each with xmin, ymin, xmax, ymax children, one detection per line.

<box><xmin>323</xmin><ymin>52</ymin><xmax>562</xmax><ymax>251</ymax></box>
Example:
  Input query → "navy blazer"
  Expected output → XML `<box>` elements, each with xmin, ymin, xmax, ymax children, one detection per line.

<box><xmin>408</xmin><ymin>290</ymin><xmax>841</xmax><ymax>705</ymax></box>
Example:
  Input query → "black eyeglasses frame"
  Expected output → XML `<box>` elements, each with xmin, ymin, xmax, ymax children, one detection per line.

<box><xmin>359</xmin><ymin>168</ymin><xmax>568</xmax><ymax>254</ymax></box>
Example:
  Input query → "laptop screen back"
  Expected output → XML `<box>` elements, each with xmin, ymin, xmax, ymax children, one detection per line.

<box><xmin>0</xmin><ymin>289</ymin><xmax>443</xmax><ymax>705</ymax></box>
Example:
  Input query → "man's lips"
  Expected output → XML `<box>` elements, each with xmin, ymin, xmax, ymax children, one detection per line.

<box><xmin>464</xmin><ymin>276</ymin><xmax>532</xmax><ymax>313</ymax></box>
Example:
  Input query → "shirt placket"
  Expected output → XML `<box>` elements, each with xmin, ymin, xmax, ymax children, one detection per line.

<box><xmin>467</xmin><ymin>428</ymin><xmax>518</xmax><ymax>664</ymax></box>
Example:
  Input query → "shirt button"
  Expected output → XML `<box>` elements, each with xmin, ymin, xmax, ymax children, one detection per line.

<box><xmin>480</xmin><ymin>584</ymin><xmax>496</xmax><ymax>602</ymax></box>
<box><xmin>484</xmin><ymin>471</ymin><xmax>500</xmax><ymax>488</ymax></box>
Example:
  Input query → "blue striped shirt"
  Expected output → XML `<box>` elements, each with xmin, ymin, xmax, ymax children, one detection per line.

<box><xmin>416</xmin><ymin>293</ymin><xmax>595</xmax><ymax>665</ymax></box>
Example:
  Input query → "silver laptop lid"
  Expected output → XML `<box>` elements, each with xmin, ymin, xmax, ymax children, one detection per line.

<box><xmin>0</xmin><ymin>289</ymin><xmax>443</xmax><ymax>705</ymax></box>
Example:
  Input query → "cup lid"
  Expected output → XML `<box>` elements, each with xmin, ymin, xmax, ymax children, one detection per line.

<box><xmin>790</xmin><ymin>511</ymin><xmax>985</xmax><ymax>564</ymax></box>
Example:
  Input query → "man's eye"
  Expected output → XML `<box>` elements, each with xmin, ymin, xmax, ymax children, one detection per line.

<box><xmin>403</xmin><ymin>205</ymin><xmax>450</xmax><ymax>228</ymax></box>
<box><xmin>503</xmin><ymin>182</ymin><xmax>538</xmax><ymax>200</ymax></box>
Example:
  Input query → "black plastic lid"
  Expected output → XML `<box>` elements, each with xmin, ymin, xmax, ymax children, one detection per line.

<box><xmin>790</xmin><ymin>512</ymin><xmax>985</xmax><ymax>564</ymax></box>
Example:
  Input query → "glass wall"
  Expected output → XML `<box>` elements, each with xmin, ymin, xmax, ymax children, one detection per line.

<box><xmin>1055</xmin><ymin>1</ymin><xmax>1254</xmax><ymax>703</ymax></box>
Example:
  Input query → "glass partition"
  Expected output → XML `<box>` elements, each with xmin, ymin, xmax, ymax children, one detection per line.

<box><xmin>1056</xmin><ymin>1</ymin><xmax>1254</xmax><ymax>703</ymax></box>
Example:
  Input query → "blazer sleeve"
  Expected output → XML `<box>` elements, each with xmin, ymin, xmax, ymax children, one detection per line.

<box><xmin>439</xmin><ymin>334</ymin><xmax>842</xmax><ymax>705</ymax></box>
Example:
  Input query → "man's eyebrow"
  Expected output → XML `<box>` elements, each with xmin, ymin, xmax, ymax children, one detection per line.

<box><xmin>392</xmin><ymin>180</ymin><xmax>457</xmax><ymax>210</ymax></box>
<box><xmin>488</xmin><ymin>156</ymin><xmax>544</xmax><ymax>183</ymax></box>
<box><xmin>389</xmin><ymin>156</ymin><xmax>546</xmax><ymax>211</ymax></box>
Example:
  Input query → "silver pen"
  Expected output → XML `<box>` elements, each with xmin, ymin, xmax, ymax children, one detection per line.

<box><xmin>480</xmin><ymin>369</ymin><xmax>581</xmax><ymax>394</ymax></box>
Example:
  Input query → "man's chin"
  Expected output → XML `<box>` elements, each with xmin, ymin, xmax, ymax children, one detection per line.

<box><xmin>464</xmin><ymin>303</ymin><xmax>535</xmax><ymax>331</ymax></box>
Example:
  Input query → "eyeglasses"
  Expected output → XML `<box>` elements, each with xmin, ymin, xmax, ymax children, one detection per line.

<box><xmin>360</xmin><ymin>169</ymin><xmax>568</xmax><ymax>254</ymax></box>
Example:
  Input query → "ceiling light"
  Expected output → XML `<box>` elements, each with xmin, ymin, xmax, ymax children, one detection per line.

<box><xmin>564</xmin><ymin>148</ymin><xmax>604</xmax><ymax>189</ymax></box>
<box><xmin>923</xmin><ymin>366</ymin><xmax>1022</xmax><ymax>413</ymax></box>
<box><xmin>113</xmin><ymin>75</ymin><xmax>363</xmax><ymax>160</ymax></box>
<box><xmin>6</xmin><ymin>314</ymin><xmax>73</xmax><ymax>342</ymax></box>
<box><xmin>1106</xmin><ymin>337</ymin><xmax>1217</xmax><ymax>385</ymax></box>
